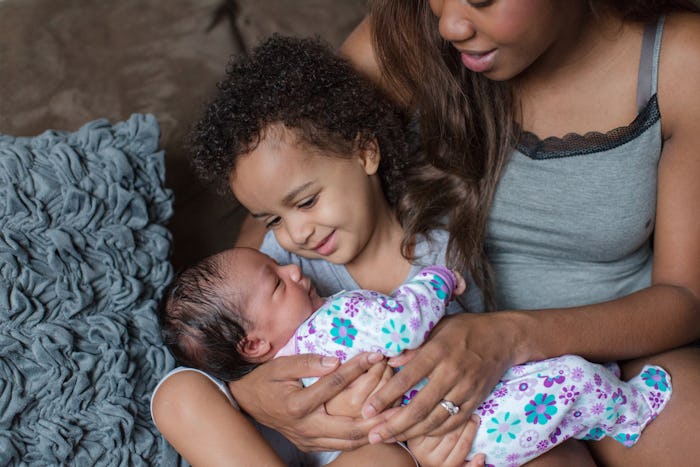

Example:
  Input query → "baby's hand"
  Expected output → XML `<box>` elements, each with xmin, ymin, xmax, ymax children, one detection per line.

<box><xmin>451</xmin><ymin>270</ymin><xmax>467</xmax><ymax>297</ymax></box>
<box><xmin>407</xmin><ymin>414</ymin><xmax>483</xmax><ymax>467</ymax></box>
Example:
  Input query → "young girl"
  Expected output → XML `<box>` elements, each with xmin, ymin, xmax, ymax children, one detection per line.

<box><xmin>160</xmin><ymin>246</ymin><xmax>670</xmax><ymax>467</ymax></box>
<box><xmin>317</xmin><ymin>1</ymin><xmax>700</xmax><ymax>465</ymax></box>
<box><xmin>151</xmin><ymin>33</ymin><xmax>483</xmax><ymax>467</ymax></box>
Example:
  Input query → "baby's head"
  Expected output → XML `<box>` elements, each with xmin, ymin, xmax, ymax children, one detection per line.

<box><xmin>160</xmin><ymin>247</ymin><xmax>324</xmax><ymax>381</ymax></box>
<box><xmin>189</xmin><ymin>33</ymin><xmax>411</xmax><ymax>211</ymax></box>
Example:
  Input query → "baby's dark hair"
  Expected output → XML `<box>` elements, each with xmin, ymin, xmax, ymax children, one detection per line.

<box><xmin>189</xmin><ymin>34</ymin><xmax>410</xmax><ymax>207</ymax></box>
<box><xmin>159</xmin><ymin>252</ymin><xmax>258</xmax><ymax>381</ymax></box>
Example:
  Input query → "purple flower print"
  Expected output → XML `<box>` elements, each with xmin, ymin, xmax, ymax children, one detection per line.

<box><xmin>594</xmin><ymin>373</ymin><xmax>603</xmax><ymax>386</ymax></box>
<box><xmin>571</xmin><ymin>366</ymin><xmax>585</xmax><ymax>382</ymax></box>
<box><xmin>510</xmin><ymin>378</ymin><xmax>537</xmax><ymax>400</ymax></box>
<box><xmin>648</xmin><ymin>391</ymin><xmax>665</xmax><ymax>410</ymax></box>
<box><xmin>493</xmin><ymin>385</ymin><xmax>509</xmax><ymax>398</ymax></box>
<box><xmin>409</xmin><ymin>317</ymin><xmax>421</xmax><ymax>331</ymax></box>
<box><xmin>537</xmin><ymin>439</ymin><xmax>550</xmax><ymax>451</ymax></box>
<box><xmin>335</xmin><ymin>349</ymin><xmax>347</xmax><ymax>361</ymax></box>
<box><xmin>525</xmin><ymin>393</ymin><xmax>558</xmax><ymax>425</ymax></box>
<box><xmin>596</xmin><ymin>387</ymin><xmax>608</xmax><ymax>399</ymax></box>
<box><xmin>641</xmin><ymin>367</ymin><xmax>670</xmax><ymax>392</ymax></box>
<box><xmin>303</xmin><ymin>341</ymin><xmax>316</xmax><ymax>353</ymax></box>
<box><xmin>478</xmin><ymin>399</ymin><xmax>499</xmax><ymax>416</ymax></box>
<box><xmin>591</xmin><ymin>403</ymin><xmax>605</xmax><ymax>416</ymax></box>
<box><xmin>506</xmin><ymin>453</ymin><xmax>520</xmax><ymax>464</ymax></box>
<box><xmin>583</xmin><ymin>381</ymin><xmax>594</xmax><ymax>394</ymax></box>
<box><xmin>558</xmin><ymin>385</ymin><xmax>580</xmax><ymax>405</ymax></box>
<box><xmin>519</xmin><ymin>429</ymin><xmax>540</xmax><ymax>449</ymax></box>
<box><xmin>379</xmin><ymin>296</ymin><xmax>404</xmax><ymax>313</ymax></box>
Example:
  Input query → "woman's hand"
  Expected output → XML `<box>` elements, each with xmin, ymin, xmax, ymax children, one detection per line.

<box><xmin>361</xmin><ymin>312</ymin><xmax>521</xmax><ymax>444</ymax></box>
<box><xmin>228</xmin><ymin>352</ymin><xmax>388</xmax><ymax>452</ymax></box>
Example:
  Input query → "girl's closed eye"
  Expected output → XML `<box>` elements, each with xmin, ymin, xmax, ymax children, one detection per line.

<box><xmin>297</xmin><ymin>195</ymin><xmax>317</xmax><ymax>209</ymax></box>
<box><xmin>265</xmin><ymin>216</ymin><xmax>282</xmax><ymax>229</ymax></box>
<box><xmin>468</xmin><ymin>0</ymin><xmax>493</xmax><ymax>7</ymax></box>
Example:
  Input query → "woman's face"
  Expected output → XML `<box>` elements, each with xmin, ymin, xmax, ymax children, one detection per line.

<box><xmin>428</xmin><ymin>0</ymin><xmax>565</xmax><ymax>81</ymax></box>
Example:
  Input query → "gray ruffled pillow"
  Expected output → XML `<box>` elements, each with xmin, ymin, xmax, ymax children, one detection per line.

<box><xmin>0</xmin><ymin>114</ymin><xmax>176</xmax><ymax>465</ymax></box>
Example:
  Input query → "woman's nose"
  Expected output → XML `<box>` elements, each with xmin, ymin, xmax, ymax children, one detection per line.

<box><xmin>436</xmin><ymin>0</ymin><xmax>476</xmax><ymax>43</ymax></box>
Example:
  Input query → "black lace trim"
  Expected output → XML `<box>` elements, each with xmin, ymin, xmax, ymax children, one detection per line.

<box><xmin>516</xmin><ymin>95</ymin><xmax>660</xmax><ymax>160</ymax></box>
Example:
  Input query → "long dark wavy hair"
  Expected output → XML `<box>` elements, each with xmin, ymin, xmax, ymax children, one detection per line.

<box><xmin>369</xmin><ymin>0</ymin><xmax>699</xmax><ymax>310</ymax></box>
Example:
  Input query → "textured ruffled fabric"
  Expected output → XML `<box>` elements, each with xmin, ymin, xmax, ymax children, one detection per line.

<box><xmin>0</xmin><ymin>114</ymin><xmax>176</xmax><ymax>466</ymax></box>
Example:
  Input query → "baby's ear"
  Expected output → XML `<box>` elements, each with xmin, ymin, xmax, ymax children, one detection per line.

<box><xmin>238</xmin><ymin>336</ymin><xmax>271</xmax><ymax>361</ymax></box>
<box><xmin>355</xmin><ymin>136</ymin><xmax>380</xmax><ymax>175</ymax></box>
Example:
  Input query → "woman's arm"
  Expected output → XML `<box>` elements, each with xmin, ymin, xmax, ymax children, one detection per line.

<box><xmin>359</xmin><ymin>12</ymin><xmax>700</xmax><ymax>445</ymax></box>
<box><xmin>228</xmin><ymin>352</ymin><xmax>389</xmax><ymax>452</ymax></box>
<box><xmin>151</xmin><ymin>370</ymin><xmax>285</xmax><ymax>466</ymax></box>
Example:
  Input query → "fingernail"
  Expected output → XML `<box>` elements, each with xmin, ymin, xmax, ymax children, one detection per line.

<box><xmin>367</xmin><ymin>352</ymin><xmax>383</xmax><ymax>363</ymax></box>
<box><xmin>368</xmin><ymin>433</ymin><xmax>382</xmax><ymax>444</ymax></box>
<box><xmin>362</xmin><ymin>404</ymin><xmax>377</xmax><ymax>419</ymax></box>
<box><xmin>321</xmin><ymin>356</ymin><xmax>338</xmax><ymax>367</ymax></box>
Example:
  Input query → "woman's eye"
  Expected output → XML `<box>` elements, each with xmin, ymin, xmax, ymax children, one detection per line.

<box><xmin>265</xmin><ymin>216</ymin><xmax>282</xmax><ymax>229</ymax></box>
<box><xmin>298</xmin><ymin>195</ymin><xmax>317</xmax><ymax>209</ymax></box>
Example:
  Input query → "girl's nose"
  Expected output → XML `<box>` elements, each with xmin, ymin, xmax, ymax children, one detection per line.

<box><xmin>286</xmin><ymin>217</ymin><xmax>313</xmax><ymax>246</ymax></box>
<box><xmin>436</xmin><ymin>0</ymin><xmax>476</xmax><ymax>43</ymax></box>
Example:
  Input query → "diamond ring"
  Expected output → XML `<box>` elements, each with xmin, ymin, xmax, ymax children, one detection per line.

<box><xmin>439</xmin><ymin>399</ymin><xmax>460</xmax><ymax>416</ymax></box>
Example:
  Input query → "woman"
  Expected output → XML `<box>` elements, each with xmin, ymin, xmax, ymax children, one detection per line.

<box><xmin>328</xmin><ymin>1</ymin><xmax>700</xmax><ymax>464</ymax></box>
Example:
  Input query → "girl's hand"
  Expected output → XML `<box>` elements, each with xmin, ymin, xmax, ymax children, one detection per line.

<box><xmin>228</xmin><ymin>352</ymin><xmax>387</xmax><ymax>452</ymax></box>
<box><xmin>362</xmin><ymin>312</ymin><xmax>520</xmax><ymax>443</ymax></box>
<box><xmin>408</xmin><ymin>414</ymin><xmax>484</xmax><ymax>467</ymax></box>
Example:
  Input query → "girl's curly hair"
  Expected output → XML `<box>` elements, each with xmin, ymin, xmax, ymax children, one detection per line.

<box><xmin>189</xmin><ymin>34</ymin><xmax>412</xmax><ymax>208</ymax></box>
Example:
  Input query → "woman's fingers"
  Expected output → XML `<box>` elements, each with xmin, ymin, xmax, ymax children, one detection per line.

<box><xmin>228</xmin><ymin>352</ymin><xmax>386</xmax><ymax>452</ymax></box>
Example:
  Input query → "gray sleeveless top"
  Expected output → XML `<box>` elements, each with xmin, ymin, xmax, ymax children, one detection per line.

<box><xmin>487</xmin><ymin>18</ymin><xmax>665</xmax><ymax>310</ymax></box>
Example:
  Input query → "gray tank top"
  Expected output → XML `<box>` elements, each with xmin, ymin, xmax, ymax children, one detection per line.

<box><xmin>487</xmin><ymin>18</ymin><xmax>665</xmax><ymax>310</ymax></box>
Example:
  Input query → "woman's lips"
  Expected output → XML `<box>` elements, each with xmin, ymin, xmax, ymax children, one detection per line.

<box><xmin>313</xmin><ymin>230</ymin><xmax>336</xmax><ymax>256</ymax></box>
<box><xmin>460</xmin><ymin>49</ymin><xmax>497</xmax><ymax>73</ymax></box>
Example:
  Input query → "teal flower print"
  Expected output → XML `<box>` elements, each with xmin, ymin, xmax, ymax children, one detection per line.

<box><xmin>640</xmin><ymin>367</ymin><xmax>670</xmax><ymax>392</ymax></box>
<box><xmin>486</xmin><ymin>412</ymin><xmax>522</xmax><ymax>443</ymax></box>
<box><xmin>330</xmin><ymin>317</ymin><xmax>357</xmax><ymax>347</ymax></box>
<box><xmin>582</xmin><ymin>427</ymin><xmax>606</xmax><ymax>441</ymax></box>
<box><xmin>382</xmin><ymin>319</ymin><xmax>410</xmax><ymax>353</ymax></box>
<box><xmin>524</xmin><ymin>393</ymin><xmax>558</xmax><ymax>425</ymax></box>
<box><xmin>614</xmin><ymin>433</ymin><xmax>639</xmax><ymax>447</ymax></box>
<box><xmin>428</xmin><ymin>274</ymin><xmax>450</xmax><ymax>300</ymax></box>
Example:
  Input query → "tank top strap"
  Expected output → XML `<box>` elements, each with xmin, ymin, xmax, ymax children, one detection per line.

<box><xmin>637</xmin><ymin>16</ymin><xmax>666</xmax><ymax>112</ymax></box>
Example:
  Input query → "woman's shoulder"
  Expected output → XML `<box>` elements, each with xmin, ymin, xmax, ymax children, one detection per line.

<box><xmin>657</xmin><ymin>12</ymin><xmax>700</xmax><ymax>136</ymax></box>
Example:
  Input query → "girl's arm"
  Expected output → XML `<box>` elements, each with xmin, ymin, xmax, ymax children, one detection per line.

<box><xmin>359</xmin><ymin>12</ymin><xmax>700</xmax><ymax>445</ymax></box>
<box><xmin>152</xmin><ymin>370</ymin><xmax>285</xmax><ymax>466</ymax></box>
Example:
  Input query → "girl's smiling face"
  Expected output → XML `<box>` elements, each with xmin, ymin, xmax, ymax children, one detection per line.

<box><xmin>230</xmin><ymin>125</ymin><xmax>386</xmax><ymax>267</ymax></box>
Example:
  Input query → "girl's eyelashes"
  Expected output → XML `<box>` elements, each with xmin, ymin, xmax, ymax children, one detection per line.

<box><xmin>265</xmin><ymin>216</ymin><xmax>282</xmax><ymax>229</ymax></box>
<box><xmin>297</xmin><ymin>195</ymin><xmax>317</xmax><ymax>209</ymax></box>
<box><xmin>468</xmin><ymin>0</ymin><xmax>493</xmax><ymax>7</ymax></box>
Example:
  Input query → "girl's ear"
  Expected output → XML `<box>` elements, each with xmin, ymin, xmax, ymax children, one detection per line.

<box><xmin>238</xmin><ymin>336</ymin><xmax>271</xmax><ymax>361</ymax></box>
<box><xmin>356</xmin><ymin>137</ymin><xmax>380</xmax><ymax>175</ymax></box>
